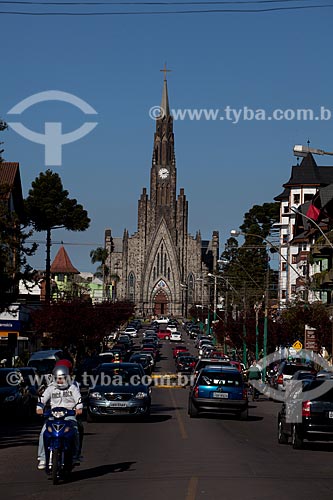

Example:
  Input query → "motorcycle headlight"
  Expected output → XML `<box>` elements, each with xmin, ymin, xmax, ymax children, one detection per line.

<box><xmin>51</xmin><ymin>409</ymin><xmax>66</xmax><ymax>418</ymax></box>
<box><xmin>135</xmin><ymin>392</ymin><xmax>147</xmax><ymax>399</ymax></box>
<box><xmin>4</xmin><ymin>395</ymin><xmax>16</xmax><ymax>402</ymax></box>
<box><xmin>90</xmin><ymin>392</ymin><xmax>103</xmax><ymax>399</ymax></box>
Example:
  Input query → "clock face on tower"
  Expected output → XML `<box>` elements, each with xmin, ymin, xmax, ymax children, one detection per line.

<box><xmin>158</xmin><ymin>168</ymin><xmax>169</xmax><ymax>180</ymax></box>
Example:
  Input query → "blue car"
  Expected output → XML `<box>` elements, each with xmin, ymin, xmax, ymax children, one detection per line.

<box><xmin>188</xmin><ymin>365</ymin><xmax>248</xmax><ymax>419</ymax></box>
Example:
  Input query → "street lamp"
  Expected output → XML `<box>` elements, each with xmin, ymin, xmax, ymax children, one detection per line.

<box><xmin>293</xmin><ymin>144</ymin><xmax>333</xmax><ymax>157</ymax></box>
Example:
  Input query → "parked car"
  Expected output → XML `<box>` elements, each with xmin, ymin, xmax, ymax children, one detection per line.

<box><xmin>87</xmin><ymin>363</ymin><xmax>151</xmax><ymax>421</ymax></box>
<box><xmin>0</xmin><ymin>367</ymin><xmax>39</xmax><ymax>419</ymax></box>
<box><xmin>278</xmin><ymin>379</ymin><xmax>333</xmax><ymax>448</ymax></box>
<box><xmin>188</xmin><ymin>365</ymin><xmax>248</xmax><ymax>419</ymax></box>
<box><xmin>170</xmin><ymin>331</ymin><xmax>182</xmax><ymax>342</ymax></box>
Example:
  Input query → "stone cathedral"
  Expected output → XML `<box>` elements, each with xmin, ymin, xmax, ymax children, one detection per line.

<box><xmin>105</xmin><ymin>73</ymin><xmax>219</xmax><ymax>317</ymax></box>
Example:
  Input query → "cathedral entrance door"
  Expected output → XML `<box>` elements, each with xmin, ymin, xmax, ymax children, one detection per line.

<box><xmin>154</xmin><ymin>290</ymin><xmax>168</xmax><ymax>316</ymax></box>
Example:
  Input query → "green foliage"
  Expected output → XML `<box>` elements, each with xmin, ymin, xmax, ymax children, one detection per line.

<box><xmin>279</xmin><ymin>301</ymin><xmax>332</xmax><ymax>347</ymax></box>
<box><xmin>0</xmin><ymin>118</ymin><xmax>7</xmax><ymax>162</ymax></box>
<box><xmin>25</xmin><ymin>170</ymin><xmax>90</xmax><ymax>232</ymax></box>
<box><xmin>0</xmin><ymin>184</ymin><xmax>37</xmax><ymax>310</ymax></box>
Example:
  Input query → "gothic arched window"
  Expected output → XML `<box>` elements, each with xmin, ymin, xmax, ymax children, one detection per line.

<box><xmin>188</xmin><ymin>273</ymin><xmax>195</xmax><ymax>304</ymax></box>
<box><xmin>128</xmin><ymin>272</ymin><xmax>135</xmax><ymax>302</ymax></box>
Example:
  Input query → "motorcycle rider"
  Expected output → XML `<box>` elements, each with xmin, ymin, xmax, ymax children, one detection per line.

<box><xmin>36</xmin><ymin>365</ymin><xmax>83</xmax><ymax>470</ymax></box>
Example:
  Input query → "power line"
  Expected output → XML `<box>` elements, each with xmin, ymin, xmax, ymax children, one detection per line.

<box><xmin>0</xmin><ymin>4</ymin><xmax>333</xmax><ymax>14</ymax></box>
<box><xmin>0</xmin><ymin>0</ymin><xmax>322</xmax><ymax>4</ymax></box>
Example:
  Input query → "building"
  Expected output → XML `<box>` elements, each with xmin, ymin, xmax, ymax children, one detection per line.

<box><xmin>274</xmin><ymin>153</ymin><xmax>333</xmax><ymax>306</ymax></box>
<box><xmin>50</xmin><ymin>246</ymin><xmax>80</xmax><ymax>300</ymax></box>
<box><xmin>105</xmin><ymin>75</ymin><xmax>219</xmax><ymax>317</ymax></box>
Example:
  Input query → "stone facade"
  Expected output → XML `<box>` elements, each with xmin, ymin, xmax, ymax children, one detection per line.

<box><xmin>105</xmin><ymin>77</ymin><xmax>219</xmax><ymax>317</ymax></box>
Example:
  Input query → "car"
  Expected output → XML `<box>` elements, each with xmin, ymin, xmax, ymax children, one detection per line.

<box><xmin>275</xmin><ymin>362</ymin><xmax>315</xmax><ymax>391</ymax></box>
<box><xmin>172</xmin><ymin>345</ymin><xmax>188</xmax><ymax>358</ymax></box>
<box><xmin>199</xmin><ymin>344</ymin><xmax>214</xmax><ymax>358</ymax></box>
<box><xmin>141</xmin><ymin>347</ymin><xmax>158</xmax><ymax>361</ymax></box>
<box><xmin>176</xmin><ymin>356</ymin><xmax>197</xmax><ymax>373</ymax></box>
<box><xmin>278</xmin><ymin>379</ymin><xmax>333</xmax><ymax>448</ymax></box>
<box><xmin>167</xmin><ymin>324</ymin><xmax>178</xmax><ymax>333</ymax></box>
<box><xmin>124</xmin><ymin>327</ymin><xmax>138</xmax><ymax>338</ymax></box>
<box><xmin>27</xmin><ymin>349</ymin><xmax>63</xmax><ymax>375</ymax></box>
<box><xmin>157</xmin><ymin>330</ymin><xmax>171</xmax><ymax>340</ymax></box>
<box><xmin>170</xmin><ymin>331</ymin><xmax>182</xmax><ymax>342</ymax></box>
<box><xmin>193</xmin><ymin>358</ymin><xmax>232</xmax><ymax>381</ymax></box>
<box><xmin>143</xmin><ymin>329</ymin><xmax>158</xmax><ymax>339</ymax></box>
<box><xmin>230</xmin><ymin>361</ymin><xmax>243</xmax><ymax>373</ymax></box>
<box><xmin>87</xmin><ymin>363</ymin><xmax>151</xmax><ymax>421</ymax></box>
<box><xmin>290</xmin><ymin>370</ymin><xmax>316</xmax><ymax>381</ymax></box>
<box><xmin>174</xmin><ymin>351</ymin><xmax>191</xmax><ymax>364</ymax></box>
<box><xmin>188</xmin><ymin>365</ymin><xmax>248</xmax><ymax>419</ymax></box>
<box><xmin>129</xmin><ymin>353</ymin><xmax>153</xmax><ymax>374</ymax></box>
<box><xmin>137</xmin><ymin>352</ymin><xmax>155</xmax><ymax>369</ymax></box>
<box><xmin>0</xmin><ymin>367</ymin><xmax>39</xmax><ymax>419</ymax></box>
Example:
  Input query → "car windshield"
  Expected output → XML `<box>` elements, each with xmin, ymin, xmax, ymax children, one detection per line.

<box><xmin>303</xmin><ymin>380</ymin><xmax>333</xmax><ymax>401</ymax></box>
<box><xmin>199</xmin><ymin>371</ymin><xmax>242</xmax><ymax>387</ymax></box>
<box><xmin>96</xmin><ymin>366</ymin><xmax>142</xmax><ymax>384</ymax></box>
<box><xmin>28</xmin><ymin>359</ymin><xmax>56</xmax><ymax>374</ymax></box>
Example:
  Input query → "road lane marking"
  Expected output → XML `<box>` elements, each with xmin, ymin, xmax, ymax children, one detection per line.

<box><xmin>169</xmin><ymin>389</ymin><xmax>188</xmax><ymax>440</ymax></box>
<box><xmin>186</xmin><ymin>476</ymin><xmax>198</xmax><ymax>500</ymax></box>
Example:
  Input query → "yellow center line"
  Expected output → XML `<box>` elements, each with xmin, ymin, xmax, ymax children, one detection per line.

<box><xmin>169</xmin><ymin>388</ymin><xmax>188</xmax><ymax>440</ymax></box>
<box><xmin>186</xmin><ymin>476</ymin><xmax>199</xmax><ymax>500</ymax></box>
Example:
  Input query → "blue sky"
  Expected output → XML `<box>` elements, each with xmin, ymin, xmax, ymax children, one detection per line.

<box><xmin>2</xmin><ymin>2</ymin><xmax>333</xmax><ymax>272</ymax></box>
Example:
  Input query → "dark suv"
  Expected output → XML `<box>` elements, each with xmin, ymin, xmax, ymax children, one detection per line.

<box><xmin>278</xmin><ymin>379</ymin><xmax>333</xmax><ymax>448</ymax></box>
<box><xmin>188</xmin><ymin>365</ymin><xmax>248</xmax><ymax>419</ymax></box>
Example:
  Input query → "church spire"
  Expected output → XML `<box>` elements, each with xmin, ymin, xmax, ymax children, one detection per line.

<box><xmin>160</xmin><ymin>63</ymin><xmax>171</xmax><ymax>117</ymax></box>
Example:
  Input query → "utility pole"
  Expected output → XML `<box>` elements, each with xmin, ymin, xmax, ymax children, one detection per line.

<box><xmin>243</xmin><ymin>282</ymin><xmax>247</xmax><ymax>366</ymax></box>
<box><xmin>263</xmin><ymin>266</ymin><xmax>270</xmax><ymax>380</ymax></box>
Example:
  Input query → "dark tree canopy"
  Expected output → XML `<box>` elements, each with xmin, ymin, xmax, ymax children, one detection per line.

<box><xmin>25</xmin><ymin>170</ymin><xmax>90</xmax><ymax>303</ymax></box>
<box><xmin>0</xmin><ymin>184</ymin><xmax>37</xmax><ymax>310</ymax></box>
<box><xmin>0</xmin><ymin>118</ymin><xmax>7</xmax><ymax>162</ymax></box>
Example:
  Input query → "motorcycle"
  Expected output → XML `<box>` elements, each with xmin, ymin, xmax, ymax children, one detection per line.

<box><xmin>43</xmin><ymin>406</ymin><xmax>77</xmax><ymax>484</ymax></box>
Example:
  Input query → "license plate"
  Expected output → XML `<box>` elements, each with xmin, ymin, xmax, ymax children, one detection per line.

<box><xmin>329</xmin><ymin>411</ymin><xmax>333</xmax><ymax>419</ymax></box>
<box><xmin>213</xmin><ymin>392</ymin><xmax>229</xmax><ymax>399</ymax></box>
<box><xmin>108</xmin><ymin>402</ymin><xmax>128</xmax><ymax>408</ymax></box>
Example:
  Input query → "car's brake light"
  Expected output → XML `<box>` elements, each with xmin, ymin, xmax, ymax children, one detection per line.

<box><xmin>277</xmin><ymin>374</ymin><xmax>283</xmax><ymax>385</ymax></box>
<box><xmin>302</xmin><ymin>400</ymin><xmax>311</xmax><ymax>417</ymax></box>
<box><xmin>242</xmin><ymin>388</ymin><xmax>247</xmax><ymax>400</ymax></box>
<box><xmin>193</xmin><ymin>386</ymin><xmax>199</xmax><ymax>398</ymax></box>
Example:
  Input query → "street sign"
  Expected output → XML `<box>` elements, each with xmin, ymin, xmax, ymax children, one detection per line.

<box><xmin>304</xmin><ymin>325</ymin><xmax>318</xmax><ymax>352</ymax></box>
<box><xmin>292</xmin><ymin>340</ymin><xmax>303</xmax><ymax>351</ymax></box>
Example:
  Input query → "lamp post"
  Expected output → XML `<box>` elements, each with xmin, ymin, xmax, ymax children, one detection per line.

<box><xmin>230</xmin><ymin>230</ymin><xmax>276</xmax><ymax>374</ymax></box>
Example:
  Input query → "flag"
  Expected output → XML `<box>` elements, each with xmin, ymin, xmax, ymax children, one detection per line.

<box><xmin>306</xmin><ymin>203</ymin><xmax>321</xmax><ymax>221</ymax></box>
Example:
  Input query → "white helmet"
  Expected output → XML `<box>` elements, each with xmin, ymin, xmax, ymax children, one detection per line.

<box><xmin>52</xmin><ymin>365</ymin><xmax>70</xmax><ymax>389</ymax></box>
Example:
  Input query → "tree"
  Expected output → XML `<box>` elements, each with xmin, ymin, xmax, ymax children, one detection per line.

<box><xmin>0</xmin><ymin>118</ymin><xmax>7</xmax><ymax>162</ymax></box>
<box><xmin>90</xmin><ymin>247</ymin><xmax>110</xmax><ymax>299</ymax></box>
<box><xmin>25</xmin><ymin>170</ymin><xmax>90</xmax><ymax>303</ymax></box>
<box><xmin>0</xmin><ymin>184</ymin><xmax>37</xmax><ymax>310</ymax></box>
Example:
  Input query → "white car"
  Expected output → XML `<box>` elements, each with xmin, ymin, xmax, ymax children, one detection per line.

<box><xmin>124</xmin><ymin>327</ymin><xmax>138</xmax><ymax>338</ymax></box>
<box><xmin>167</xmin><ymin>324</ymin><xmax>177</xmax><ymax>333</ymax></box>
<box><xmin>170</xmin><ymin>331</ymin><xmax>182</xmax><ymax>342</ymax></box>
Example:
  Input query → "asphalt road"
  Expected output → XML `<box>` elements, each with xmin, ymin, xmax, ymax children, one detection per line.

<box><xmin>0</xmin><ymin>333</ymin><xmax>333</xmax><ymax>500</ymax></box>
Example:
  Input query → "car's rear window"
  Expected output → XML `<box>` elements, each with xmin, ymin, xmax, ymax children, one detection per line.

<box><xmin>303</xmin><ymin>381</ymin><xmax>333</xmax><ymax>401</ymax></box>
<box><xmin>282</xmin><ymin>365</ymin><xmax>312</xmax><ymax>375</ymax></box>
<box><xmin>198</xmin><ymin>371</ymin><xmax>242</xmax><ymax>387</ymax></box>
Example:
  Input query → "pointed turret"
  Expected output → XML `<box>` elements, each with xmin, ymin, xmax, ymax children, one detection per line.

<box><xmin>160</xmin><ymin>77</ymin><xmax>170</xmax><ymax>117</ymax></box>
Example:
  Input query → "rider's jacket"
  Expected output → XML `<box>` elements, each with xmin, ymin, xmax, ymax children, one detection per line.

<box><xmin>37</xmin><ymin>382</ymin><xmax>83</xmax><ymax>411</ymax></box>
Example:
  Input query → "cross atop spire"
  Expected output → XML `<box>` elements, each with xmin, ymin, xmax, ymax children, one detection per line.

<box><xmin>160</xmin><ymin>63</ymin><xmax>171</xmax><ymax>81</ymax></box>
